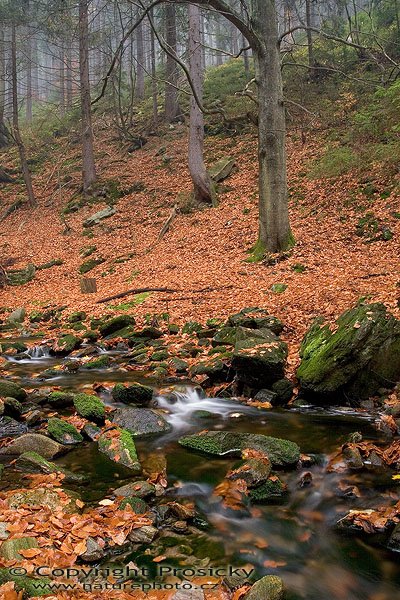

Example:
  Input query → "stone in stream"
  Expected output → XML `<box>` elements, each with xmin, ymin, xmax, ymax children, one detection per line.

<box><xmin>3</xmin><ymin>397</ymin><xmax>23</xmax><ymax>418</ymax></box>
<box><xmin>47</xmin><ymin>418</ymin><xmax>84</xmax><ymax>445</ymax></box>
<box><xmin>15</xmin><ymin>451</ymin><xmax>88</xmax><ymax>484</ymax></box>
<box><xmin>98</xmin><ymin>427</ymin><xmax>141</xmax><ymax>472</ymax></box>
<box><xmin>0</xmin><ymin>379</ymin><xmax>27</xmax><ymax>401</ymax></box>
<box><xmin>46</xmin><ymin>391</ymin><xmax>75</xmax><ymax>408</ymax></box>
<box><xmin>52</xmin><ymin>334</ymin><xmax>81</xmax><ymax>354</ymax></box>
<box><xmin>387</xmin><ymin>523</ymin><xmax>400</xmax><ymax>552</ymax></box>
<box><xmin>297</xmin><ymin>302</ymin><xmax>400</xmax><ymax>403</ymax></box>
<box><xmin>79</xmin><ymin>537</ymin><xmax>106</xmax><ymax>562</ymax></box>
<box><xmin>231</xmin><ymin>327</ymin><xmax>288</xmax><ymax>389</ymax></box>
<box><xmin>112</xmin><ymin>382</ymin><xmax>153</xmax><ymax>406</ymax></box>
<box><xmin>73</xmin><ymin>393</ymin><xmax>105</xmax><ymax>423</ymax></box>
<box><xmin>0</xmin><ymin>416</ymin><xmax>28</xmax><ymax>438</ymax></box>
<box><xmin>248</xmin><ymin>476</ymin><xmax>287</xmax><ymax>503</ymax></box>
<box><xmin>111</xmin><ymin>407</ymin><xmax>172</xmax><ymax>437</ymax></box>
<box><xmin>0</xmin><ymin>433</ymin><xmax>67</xmax><ymax>458</ymax></box>
<box><xmin>227</xmin><ymin>457</ymin><xmax>272</xmax><ymax>487</ymax></box>
<box><xmin>128</xmin><ymin>525</ymin><xmax>158</xmax><ymax>544</ymax></box>
<box><xmin>112</xmin><ymin>480</ymin><xmax>156</xmax><ymax>499</ymax></box>
<box><xmin>178</xmin><ymin>431</ymin><xmax>300</xmax><ymax>468</ymax></box>
<box><xmin>245</xmin><ymin>576</ymin><xmax>284</xmax><ymax>600</ymax></box>
<box><xmin>8</xmin><ymin>487</ymin><xmax>82</xmax><ymax>513</ymax></box>
<box><xmin>119</xmin><ymin>496</ymin><xmax>149</xmax><ymax>513</ymax></box>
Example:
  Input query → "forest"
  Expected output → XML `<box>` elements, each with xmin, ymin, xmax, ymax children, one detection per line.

<box><xmin>0</xmin><ymin>0</ymin><xmax>399</xmax><ymax>598</ymax></box>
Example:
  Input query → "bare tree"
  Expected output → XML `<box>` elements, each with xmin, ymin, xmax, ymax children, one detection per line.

<box><xmin>164</xmin><ymin>3</ymin><xmax>181</xmax><ymax>122</ymax></box>
<box><xmin>79</xmin><ymin>0</ymin><xmax>96</xmax><ymax>192</ymax></box>
<box><xmin>188</xmin><ymin>3</ymin><xmax>216</xmax><ymax>206</ymax></box>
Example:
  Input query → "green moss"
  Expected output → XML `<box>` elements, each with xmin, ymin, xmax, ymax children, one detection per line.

<box><xmin>99</xmin><ymin>315</ymin><xmax>136</xmax><ymax>337</ymax></box>
<box><xmin>36</xmin><ymin>258</ymin><xmax>63</xmax><ymax>270</ymax></box>
<box><xmin>47</xmin><ymin>417</ymin><xmax>83</xmax><ymax>444</ymax></box>
<box><xmin>245</xmin><ymin>238</ymin><xmax>266</xmax><ymax>263</ymax></box>
<box><xmin>182</xmin><ymin>321</ymin><xmax>203</xmax><ymax>334</ymax></box>
<box><xmin>47</xmin><ymin>391</ymin><xmax>74</xmax><ymax>407</ymax></box>
<box><xmin>80</xmin><ymin>245</ymin><xmax>97</xmax><ymax>258</ymax></box>
<box><xmin>119</xmin><ymin>496</ymin><xmax>148</xmax><ymax>513</ymax></box>
<box><xmin>98</xmin><ymin>427</ymin><xmax>141</xmax><ymax>471</ymax></box>
<box><xmin>68</xmin><ymin>311</ymin><xmax>87</xmax><ymax>323</ymax></box>
<box><xmin>55</xmin><ymin>334</ymin><xmax>81</xmax><ymax>353</ymax></box>
<box><xmin>249</xmin><ymin>477</ymin><xmax>287</xmax><ymax>502</ymax></box>
<box><xmin>0</xmin><ymin>570</ymin><xmax>53</xmax><ymax>596</ymax></box>
<box><xmin>151</xmin><ymin>350</ymin><xmax>169</xmax><ymax>361</ymax></box>
<box><xmin>112</xmin><ymin>382</ymin><xmax>153</xmax><ymax>405</ymax></box>
<box><xmin>73</xmin><ymin>393</ymin><xmax>105</xmax><ymax>422</ymax></box>
<box><xmin>0</xmin><ymin>379</ymin><xmax>27</xmax><ymax>401</ymax></box>
<box><xmin>271</xmin><ymin>283</ymin><xmax>287</xmax><ymax>294</ymax></box>
<box><xmin>85</xmin><ymin>355</ymin><xmax>111</xmax><ymax>369</ymax></box>
<box><xmin>79</xmin><ymin>256</ymin><xmax>106</xmax><ymax>274</ymax></box>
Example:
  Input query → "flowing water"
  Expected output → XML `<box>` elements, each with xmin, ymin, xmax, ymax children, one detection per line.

<box><xmin>1</xmin><ymin>343</ymin><xmax>400</xmax><ymax>599</ymax></box>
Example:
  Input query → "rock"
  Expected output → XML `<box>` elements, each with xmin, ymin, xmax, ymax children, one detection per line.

<box><xmin>52</xmin><ymin>334</ymin><xmax>81</xmax><ymax>354</ymax></box>
<box><xmin>212</xmin><ymin>326</ymin><xmax>237</xmax><ymax>347</ymax></box>
<box><xmin>84</xmin><ymin>355</ymin><xmax>111</xmax><ymax>369</ymax></box>
<box><xmin>129</xmin><ymin>525</ymin><xmax>158</xmax><ymax>544</ymax></box>
<box><xmin>83</xmin><ymin>206</ymin><xmax>116</xmax><ymax>227</ymax></box>
<box><xmin>0</xmin><ymin>536</ymin><xmax>38</xmax><ymax>560</ymax></box>
<box><xmin>3</xmin><ymin>397</ymin><xmax>23</xmax><ymax>418</ymax></box>
<box><xmin>82</xmin><ymin>423</ymin><xmax>101</xmax><ymax>441</ymax></box>
<box><xmin>248</xmin><ymin>476</ymin><xmax>287</xmax><ymax>502</ymax></box>
<box><xmin>0</xmin><ymin>523</ymin><xmax>9</xmax><ymax>540</ymax></box>
<box><xmin>46</xmin><ymin>391</ymin><xmax>75</xmax><ymax>408</ymax></box>
<box><xmin>189</xmin><ymin>359</ymin><xmax>228</xmax><ymax>383</ymax></box>
<box><xmin>343</xmin><ymin>446</ymin><xmax>364</xmax><ymax>469</ymax></box>
<box><xmin>7</xmin><ymin>264</ymin><xmax>36</xmax><ymax>286</ymax></box>
<box><xmin>0</xmin><ymin>416</ymin><xmax>27</xmax><ymax>438</ymax></box>
<box><xmin>7</xmin><ymin>307</ymin><xmax>26</xmax><ymax>324</ymax></box>
<box><xmin>112</xmin><ymin>407</ymin><xmax>172</xmax><ymax>437</ymax></box>
<box><xmin>98</xmin><ymin>427</ymin><xmax>141</xmax><ymax>472</ymax></box>
<box><xmin>209</xmin><ymin>157</ymin><xmax>236</xmax><ymax>183</ymax></box>
<box><xmin>0</xmin><ymin>379</ymin><xmax>27</xmax><ymax>401</ymax></box>
<box><xmin>73</xmin><ymin>393</ymin><xmax>105</xmax><ymax>423</ymax></box>
<box><xmin>8</xmin><ymin>487</ymin><xmax>80</xmax><ymax>513</ymax></box>
<box><xmin>172</xmin><ymin>587</ymin><xmax>205</xmax><ymax>600</ymax></box>
<box><xmin>179</xmin><ymin>431</ymin><xmax>300</xmax><ymax>467</ymax></box>
<box><xmin>113</xmin><ymin>480</ymin><xmax>156</xmax><ymax>498</ymax></box>
<box><xmin>245</xmin><ymin>575</ymin><xmax>284</xmax><ymax>600</ymax></box>
<box><xmin>170</xmin><ymin>357</ymin><xmax>189</xmax><ymax>373</ymax></box>
<box><xmin>47</xmin><ymin>418</ymin><xmax>83</xmax><ymax>445</ymax></box>
<box><xmin>79</xmin><ymin>537</ymin><xmax>106</xmax><ymax>562</ymax></box>
<box><xmin>0</xmin><ymin>433</ymin><xmax>66</xmax><ymax>457</ymax></box>
<box><xmin>297</xmin><ymin>303</ymin><xmax>400</xmax><ymax>403</ymax></box>
<box><xmin>231</xmin><ymin>327</ymin><xmax>288</xmax><ymax>388</ymax></box>
<box><xmin>0</xmin><ymin>570</ymin><xmax>52</xmax><ymax>596</ymax></box>
<box><xmin>387</xmin><ymin>523</ymin><xmax>400</xmax><ymax>551</ymax></box>
<box><xmin>99</xmin><ymin>315</ymin><xmax>136</xmax><ymax>337</ymax></box>
<box><xmin>271</xmin><ymin>378</ymin><xmax>294</xmax><ymax>404</ymax></box>
<box><xmin>15</xmin><ymin>451</ymin><xmax>88</xmax><ymax>484</ymax></box>
<box><xmin>227</xmin><ymin>308</ymin><xmax>284</xmax><ymax>335</ymax></box>
<box><xmin>227</xmin><ymin>457</ymin><xmax>271</xmax><ymax>487</ymax></box>
<box><xmin>254</xmin><ymin>389</ymin><xmax>278</xmax><ymax>405</ymax></box>
<box><xmin>119</xmin><ymin>496</ymin><xmax>148</xmax><ymax>513</ymax></box>
<box><xmin>112</xmin><ymin>383</ymin><xmax>153</xmax><ymax>406</ymax></box>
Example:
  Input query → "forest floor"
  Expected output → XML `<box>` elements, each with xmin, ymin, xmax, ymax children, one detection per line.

<box><xmin>1</xmin><ymin>121</ymin><xmax>400</xmax><ymax>360</ymax></box>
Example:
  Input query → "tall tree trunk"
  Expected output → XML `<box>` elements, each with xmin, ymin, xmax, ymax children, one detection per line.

<box><xmin>66</xmin><ymin>42</ymin><xmax>73</xmax><ymax>109</ymax></box>
<box><xmin>188</xmin><ymin>4</ymin><xmax>216</xmax><ymax>206</ymax></box>
<box><xmin>11</xmin><ymin>25</ymin><xmax>36</xmax><ymax>207</ymax></box>
<box><xmin>135</xmin><ymin>19</ymin><xmax>145</xmax><ymax>100</ymax></box>
<box><xmin>79</xmin><ymin>0</ymin><xmax>96</xmax><ymax>192</ymax></box>
<box><xmin>0</xmin><ymin>28</ymin><xmax>10</xmax><ymax>147</ymax></box>
<box><xmin>252</xmin><ymin>0</ymin><xmax>293</xmax><ymax>254</ymax></box>
<box><xmin>305</xmin><ymin>0</ymin><xmax>315</xmax><ymax>71</ymax></box>
<box><xmin>25</xmin><ymin>0</ymin><xmax>33</xmax><ymax>124</ymax></box>
<box><xmin>59</xmin><ymin>47</ymin><xmax>65</xmax><ymax>117</ymax></box>
<box><xmin>149</xmin><ymin>8</ymin><xmax>158</xmax><ymax>129</ymax></box>
<box><xmin>164</xmin><ymin>3</ymin><xmax>180</xmax><ymax>122</ymax></box>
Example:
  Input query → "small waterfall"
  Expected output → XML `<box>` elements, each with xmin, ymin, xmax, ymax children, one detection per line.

<box><xmin>27</xmin><ymin>345</ymin><xmax>51</xmax><ymax>359</ymax></box>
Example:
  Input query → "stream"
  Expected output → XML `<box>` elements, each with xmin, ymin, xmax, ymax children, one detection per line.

<box><xmin>1</xmin><ymin>342</ymin><xmax>400</xmax><ymax>599</ymax></box>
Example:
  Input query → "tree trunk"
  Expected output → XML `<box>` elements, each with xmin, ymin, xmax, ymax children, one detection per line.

<box><xmin>0</xmin><ymin>28</ymin><xmax>9</xmax><ymax>147</ymax></box>
<box><xmin>135</xmin><ymin>19</ymin><xmax>145</xmax><ymax>100</ymax></box>
<box><xmin>164</xmin><ymin>4</ymin><xmax>181</xmax><ymax>122</ymax></box>
<box><xmin>188</xmin><ymin>4</ymin><xmax>216</xmax><ymax>206</ymax></box>
<box><xmin>11</xmin><ymin>25</ymin><xmax>36</xmax><ymax>207</ymax></box>
<box><xmin>252</xmin><ymin>0</ymin><xmax>293</xmax><ymax>254</ymax></box>
<box><xmin>79</xmin><ymin>0</ymin><xmax>97</xmax><ymax>193</ymax></box>
<box><xmin>305</xmin><ymin>0</ymin><xmax>315</xmax><ymax>71</ymax></box>
<box><xmin>25</xmin><ymin>0</ymin><xmax>33</xmax><ymax>124</ymax></box>
<box><xmin>149</xmin><ymin>8</ymin><xmax>158</xmax><ymax>129</ymax></box>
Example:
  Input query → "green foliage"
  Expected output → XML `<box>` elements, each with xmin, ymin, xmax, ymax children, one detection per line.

<box><xmin>309</xmin><ymin>146</ymin><xmax>358</xmax><ymax>178</ymax></box>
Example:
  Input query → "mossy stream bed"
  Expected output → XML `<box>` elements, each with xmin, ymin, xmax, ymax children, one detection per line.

<box><xmin>1</xmin><ymin>343</ymin><xmax>400</xmax><ymax>599</ymax></box>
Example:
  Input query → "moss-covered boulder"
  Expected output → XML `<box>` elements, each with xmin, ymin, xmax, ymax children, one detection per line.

<box><xmin>0</xmin><ymin>536</ymin><xmax>38</xmax><ymax>560</ymax></box>
<box><xmin>227</xmin><ymin>308</ymin><xmax>284</xmax><ymax>335</ymax></box>
<box><xmin>231</xmin><ymin>327</ymin><xmax>288</xmax><ymax>388</ymax></box>
<box><xmin>0</xmin><ymin>569</ymin><xmax>53</xmax><ymax>596</ymax></box>
<box><xmin>0</xmin><ymin>416</ymin><xmax>27</xmax><ymax>438</ymax></box>
<box><xmin>297</xmin><ymin>302</ymin><xmax>400</xmax><ymax>403</ymax></box>
<box><xmin>52</xmin><ymin>334</ymin><xmax>81</xmax><ymax>354</ymax></box>
<box><xmin>47</xmin><ymin>418</ymin><xmax>83</xmax><ymax>445</ymax></box>
<box><xmin>189</xmin><ymin>359</ymin><xmax>228</xmax><ymax>383</ymax></box>
<box><xmin>15</xmin><ymin>451</ymin><xmax>88</xmax><ymax>484</ymax></box>
<box><xmin>79</xmin><ymin>256</ymin><xmax>106</xmax><ymax>274</ymax></box>
<box><xmin>112</xmin><ymin>480</ymin><xmax>156</xmax><ymax>498</ymax></box>
<box><xmin>0</xmin><ymin>433</ymin><xmax>66</xmax><ymax>458</ymax></box>
<box><xmin>227</xmin><ymin>456</ymin><xmax>271</xmax><ymax>487</ymax></box>
<box><xmin>46</xmin><ymin>391</ymin><xmax>75</xmax><ymax>408</ymax></box>
<box><xmin>0</xmin><ymin>379</ymin><xmax>27</xmax><ymax>401</ymax></box>
<box><xmin>73</xmin><ymin>393</ymin><xmax>105</xmax><ymax>423</ymax></box>
<box><xmin>98</xmin><ymin>427</ymin><xmax>141</xmax><ymax>472</ymax></box>
<box><xmin>99</xmin><ymin>315</ymin><xmax>136</xmax><ymax>337</ymax></box>
<box><xmin>8</xmin><ymin>487</ymin><xmax>81</xmax><ymax>513</ymax></box>
<box><xmin>119</xmin><ymin>496</ymin><xmax>148</xmax><ymax>513</ymax></box>
<box><xmin>179</xmin><ymin>431</ymin><xmax>300</xmax><ymax>468</ymax></box>
<box><xmin>84</xmin><ymin>355</ymin><xmax>111</xmax><ymax>369</ymax></box>
<box><xmin>248</xmin><ymin>476</ymin><xmax>287</xmax><ymax>503</ymax></box>
<box><xmin>112</xmin><ymin>407</ymin><xmax>171</xmax><ymax>437</ymax></box>
<box><xmin>112</xmin><ymin>383</ymin><xmax>153</xmax><ymax>406</ymax></box>
<box><xmin>245</xmin><ymin>575</ymin><xmax>284</xmax><ymax>600</ymax></box>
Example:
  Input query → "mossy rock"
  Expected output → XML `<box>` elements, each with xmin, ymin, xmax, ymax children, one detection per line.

<box><xmin>15</xmin><ymin>451</ymin><xmax>88</xmax><ymax>484</ymax></box>
<box><xmin>227</xmin><ymin>308</ymin><xmax>284</xmax><ymax>335</ymax></box>
<box><xmin>227</xmin><ymin>457</ymin><xmax>271</xmax><ymax>487</ymax></box>
<box><xmin>151</xmin><ymin>349</ymin><xmax>169</xmax><ymax>361</ymax></box>
<box><xmin>179</xmin><ymin>431</ymin><xmax>300</xmax><ymax>467</ymax></box>
<box><xmin>182</xmin><ymin>321</ymin><xmax>203</xmax><ymax>334</ymax></box>
<box><xmin>0</xmin><ymin>379</ymin><xmax>27</xmax><ymax>401</ymax></box>
<box><xmin>47</xmin><ymin>391</ymin><xmax>75</xmax><ymax>408</ymax></box>
<box><xmin>85</xmin><ymin>355</ymin><xmax>111</xmax><ymax>369</ymax></box>
<box><xmin>170</xmin><ymin>357</ymin><xmax>189</xmax><ymax>373</ymax></box>
<box><xmin>79</xmin><ymin>256</ymin><xmax>106</xmax><ymax>274</ymax></box>
<box><xmin>53</xmin><ymin>334</ymin><xmax>81</xmax><ymax>354</ymax></box>
<box><xmin>98</xmin><ymin>427</ymin><xmax>141</xmax><ymax>472</ymax></box>
<box><xmin>212</xmin><ymin>326</ymin><xmax>237</xmax><ymax>347</ymax></box>
<box><xmin>297</xmin><ymin>302</ymin><xmax>400</xmax><ymax>402</ymax></box>
<box><xmin>245</xmin><ymin>575</ymin><xmax>284</xmax><ymax>600</ymax></box>
<box><xmin>231</xmin><ymin>327</ymin><xmax>288</xmax><ymax>388</ymax></box>
<box><xmin>0</xmin><ymin>536</ymin><xmax>38</xmax><ymax>560</ymax></box>
<box><xmin>0</xmin><ymin>570</ymin><xmax>53</xmax><ymax>596</ymax></box>
<box><xmin>248</xmin><ymin>476</ymin><xmax>287</xmax><ymax>503</ymax></box>
<box><xmin>47</xmin><ymin>417</ymin><xmax>83</xmax><ymax>445</ymax></box>
<box><xmin>73</xmin><ymin>393</ymin><xmax>105</xmax><ymax>423</ymax></box>
<box><xmin>119</xmin><ymin>496</ymin><xmax>148</xmax><ymax>513</ymax></box>
<box><xmin>111</xmin><ymin>407</ymin><xmax>171</xmax><ymax>437</ymax></box>
<box><xmin>112</xmin><ymin>383</ymin><xmax>153</xmax><ymax>406</ymax></box>
<box><xmin>68</xmin><ymin>311</ymin><xmax>87</xmax><ymax>323</ymax></box>
<box><xmin>99</xmin><ymin>315</ymin><xmax>136</xmax><ymax>337</ymax></box>
<box><xmin>189</xmin><ymin>359</ymin><xmax>227</xmax><ymax>382</ymax></box>
<box><xmin>7</xmin><ymin>263</ymin><xmax>36</xmax><ymax>286</ymax></box>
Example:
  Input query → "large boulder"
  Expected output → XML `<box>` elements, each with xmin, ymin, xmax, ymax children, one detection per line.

<box><xmin>99</xmin><ymin>315</ymin><xmax>135</xmax><ymax>337</ymax></box>
<box><xmin>98</xmin><ymin>427</ymin><xmax>141</xmax><ymax>472</ymax></box>
<box><xmin>245</xmin><ymin>576</ymin><xmax>284</xmax><ymax>600</ymax></box>
<box><xmin>111</xmin><ymin>407</ymin><xmax>171</xmax><ymax>437</ymax></box>
<box><xmin>73</xmin><ymin>393</ymin><xmax>105</xmax><ymax>423</ymax></box>
<box><xmin>231</xmin><ymin>327</ymin><xmax>288</xmax><ymax>388</ymax></box>
<box><xmin>179</xmin><ymin>431</ymin><xmax>300</xmax><ymax>468</ymax></box>
<box><xmin>0</xmin><ymin>433</ymin><xmax>67</xmax><ymax>458</ymax></box>
<box><xmin>0</xmin><ymin>379</ymin><xmax>27</xmax><ymax>401</ymax></box>
<box><xmin>15</xmin><ymin>451</ymin><xmax>88</xmax><ymax>484</ymax></box>
<box><xmin>297</xmin><ymin>303</ymin><xmax>400</xmax><ymax>403</ymax></box>
<box><xmin>112</xmin><ymin>383</ymin><xmax>153</xmax><ymax>406</ymax></box>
